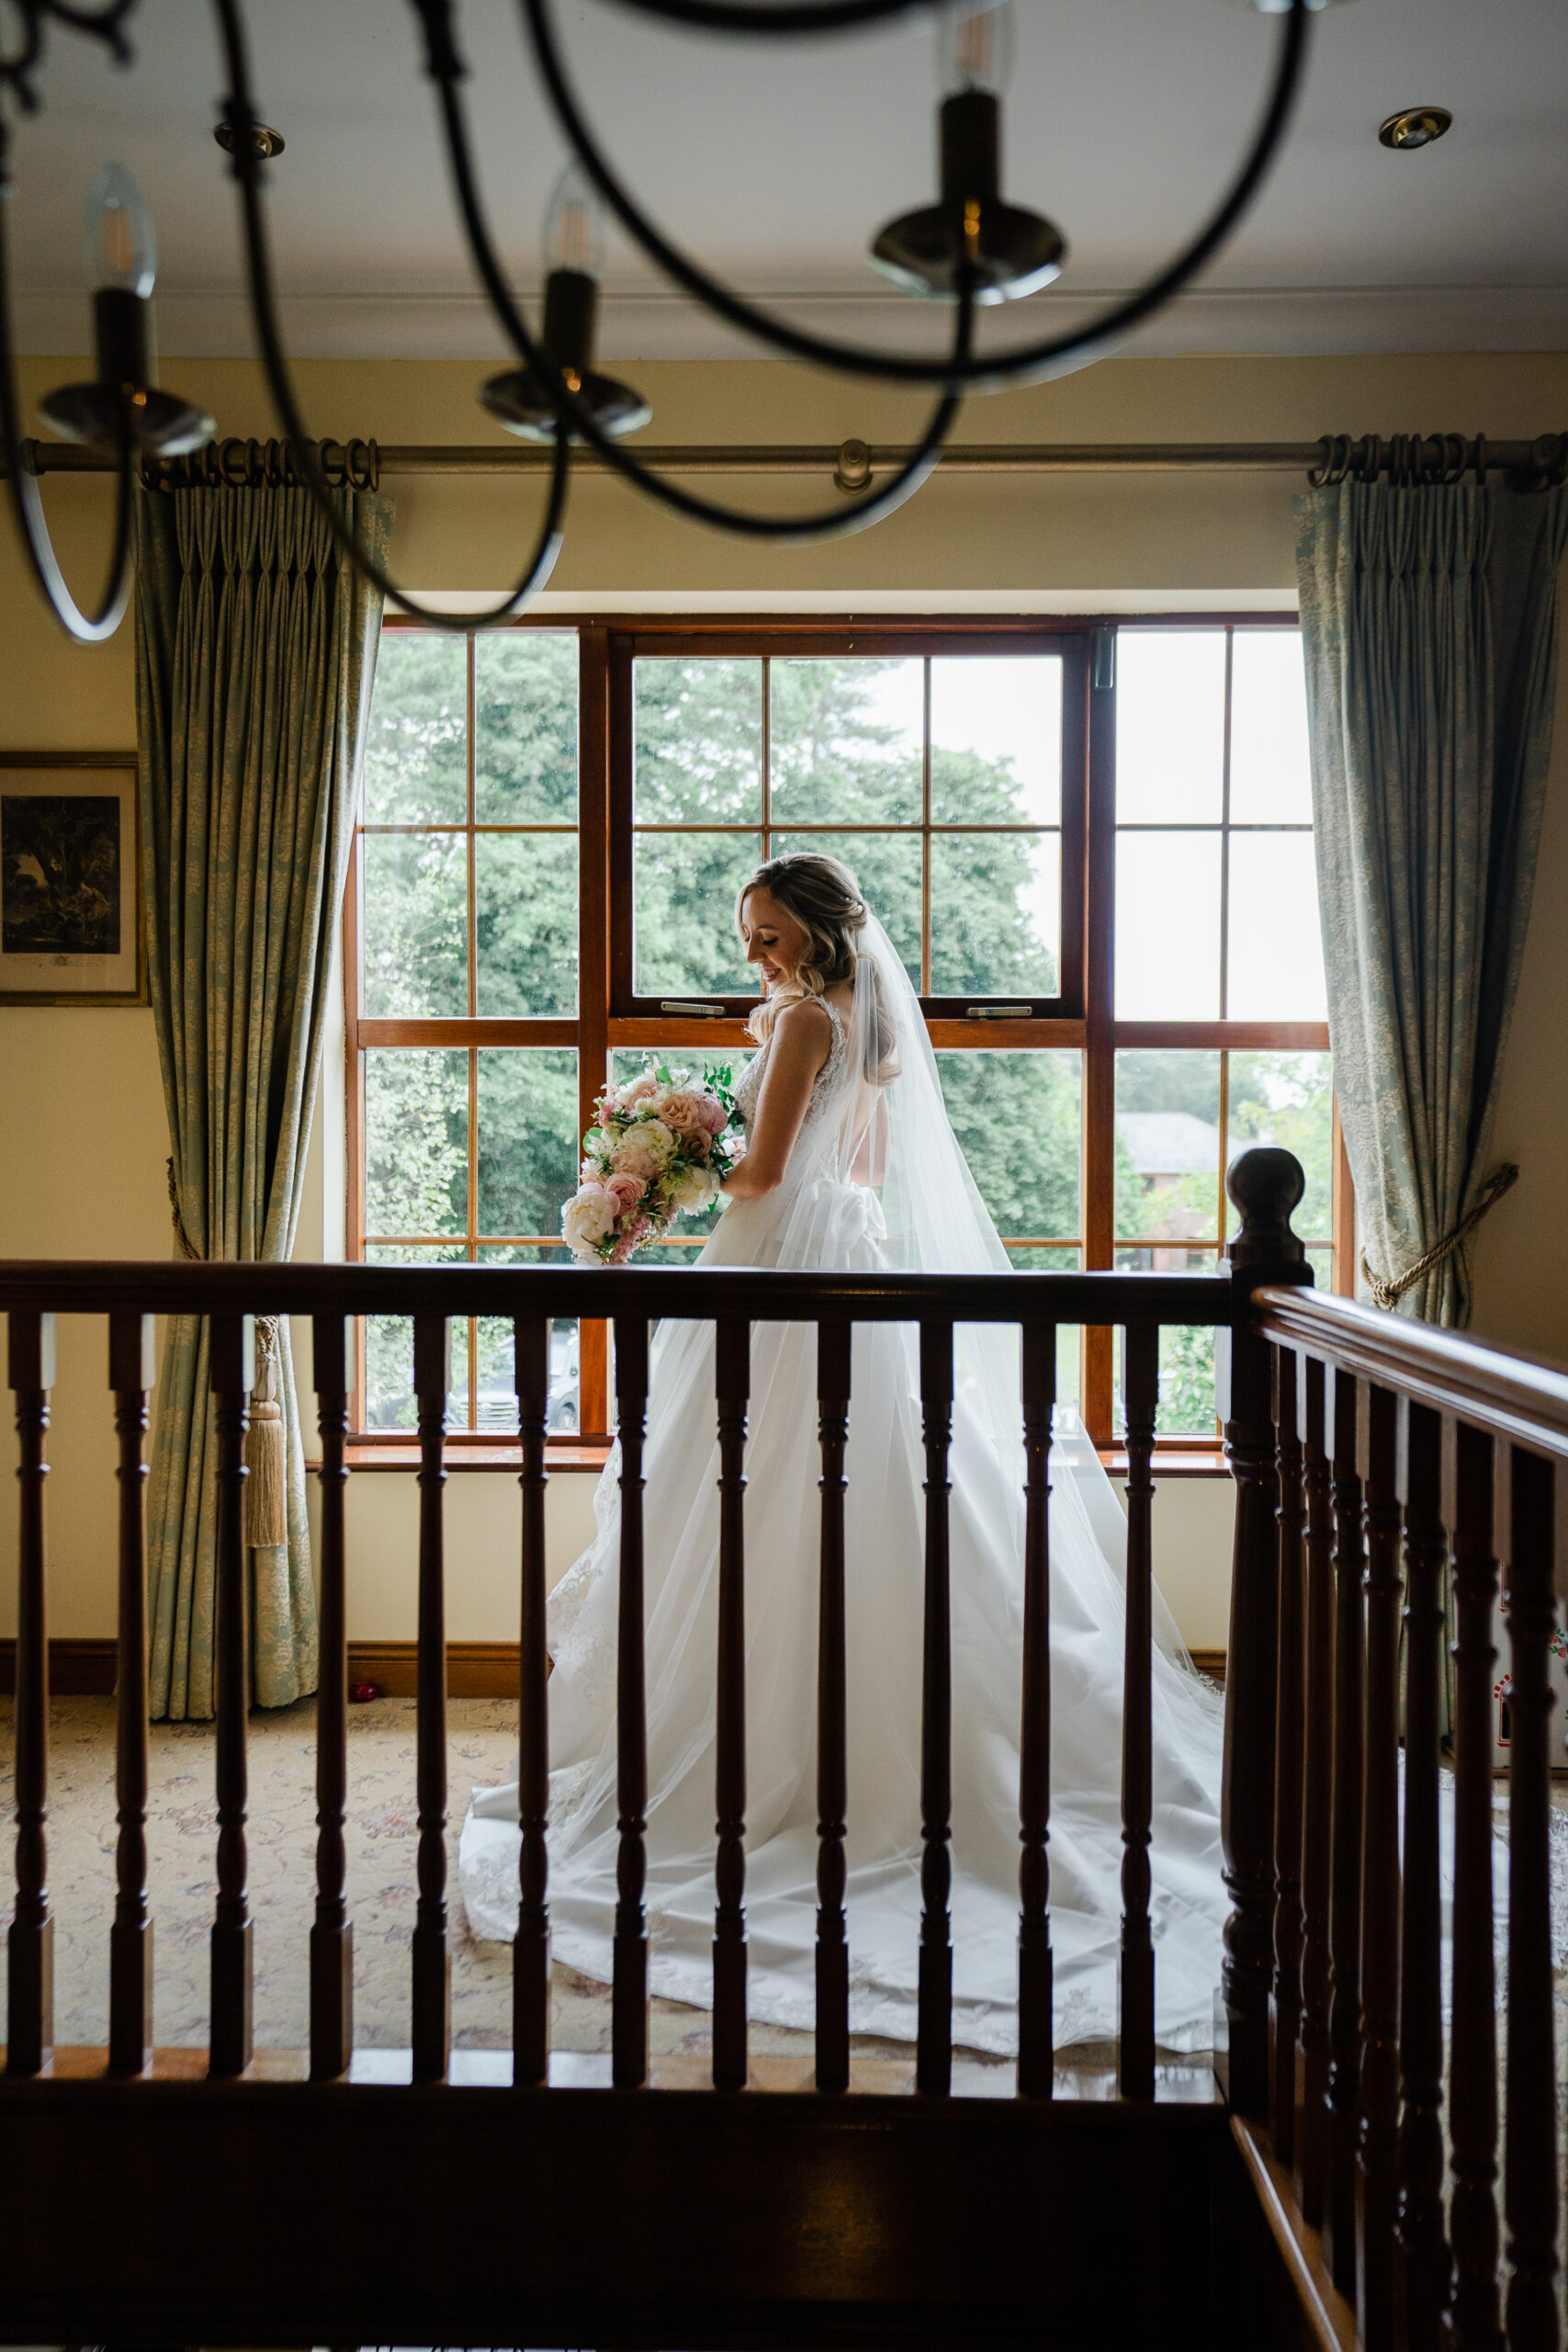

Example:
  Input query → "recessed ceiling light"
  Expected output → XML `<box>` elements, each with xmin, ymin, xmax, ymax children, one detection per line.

<box><xmin>1378</xmin><ymin>107</ymin><xmax>1452</xmax><ymax>152</ymax></box>
<box><xmin>214</xmin><ymin>119</ymin><xmax>286</xmax><ymax>160</ymax></box>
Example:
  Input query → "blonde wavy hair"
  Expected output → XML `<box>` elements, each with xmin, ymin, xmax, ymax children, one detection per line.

<box><xmin>737</xmin><ymin>852</ymin><xmax>896</xmax><ymax>1077</ymax></box>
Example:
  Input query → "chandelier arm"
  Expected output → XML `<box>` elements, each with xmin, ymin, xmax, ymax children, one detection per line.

<box><xmin>423</xmin><ymin>32</ymin><xmax>968</xmax><ymax>541</ymax></box>
<box><xmin>521</xmin><ymin>0</ymin><xmax>1310</xmax><ymax>392</ymax></box>
<box><xmin>0</xmin><ymin>0</ymin><xmax>137</xmax><ymax>112</ymax></box>
<box><xmin>595</xmin><ymin>0</ymin><xmax>932</xmax><ymax>38</ymax></box>
<box><xmin>209</xmin><ymin>0</ymin><xmax>571</xmax><ymax>629</ymax></box>
<box><xmin>0</xmin><ymin>142</ymin><xmax>134</xmax><ymax>641</ymax></box>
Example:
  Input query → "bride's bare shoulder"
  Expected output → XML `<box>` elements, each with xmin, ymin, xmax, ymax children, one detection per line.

<box><xmin>770</xmin><ymin>994</ymin><xmax>835</xmax><ymax>1069</ymax></box>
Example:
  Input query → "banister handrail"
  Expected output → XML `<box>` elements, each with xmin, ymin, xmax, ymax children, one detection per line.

<box><xmin>1251</xmin><ymin>1283</ymin><xmax>1568</xmax><ymax>1461</ymax></box>
<box><xmin>0</xmin><ymin>1259</ymin><xmax>1233</xmax><ymax>1325</ymax></box>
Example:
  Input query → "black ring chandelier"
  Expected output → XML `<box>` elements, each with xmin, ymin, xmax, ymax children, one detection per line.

<box><xmin>0</xmin><ymin>0</ymin><xmax>1319</xmax><ymax>644</ymax></box>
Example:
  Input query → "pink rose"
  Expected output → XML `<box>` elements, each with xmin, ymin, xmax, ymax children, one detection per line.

<box><xmin>660</xmin><ymin>1090</ymin><xmax>706</xmax><ymax>1139</ymax></box>
<box><xmin>620</xmin><ymin>1073</ymin><xmax>659</xmax><ymax>1106</ymax></box>
<box><xmin>604</xmin><ymin>1171</ymin><xmax>647</xmax><ymax>1212</ymax></box>
<box><xmin>696</xmin><ymin>1095</ymin><xmax>728</xmax><ymax>1136</ymax></box>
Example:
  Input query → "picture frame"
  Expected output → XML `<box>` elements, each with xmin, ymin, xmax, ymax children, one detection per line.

<box><xmin>0</xmin><ymin>751</ymin><xmax>146</xmax><ymax>1007</ymax></box>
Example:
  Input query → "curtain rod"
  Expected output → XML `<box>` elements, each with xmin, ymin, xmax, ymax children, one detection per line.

<box><xmin>9</xmin><ymin>432</ymin><xmax>1565</xmax><ymax>491</ymax></box>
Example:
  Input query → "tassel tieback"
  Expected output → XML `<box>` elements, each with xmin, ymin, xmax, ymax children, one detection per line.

<box><xmin>1361</xmin><ymin>1162</ymin><xmax>1520</xmax><ymax>1312</ymax></box>
<box><xmin>168</xmin><ymin>1159</ymin><xmax>288</xmax><ymax>1549</ymax></box>
<box><xmin>244</xmin><ymin>1314</ymin><xmax>288</xmax><ymax>1550</ymax></box>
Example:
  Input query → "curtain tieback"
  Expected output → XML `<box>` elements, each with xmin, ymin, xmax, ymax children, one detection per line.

<box><xmin>1361</xmin><ymin>1163</ymin><xmax>1520</xmax><ymax>1311</ymax></box>
<box><xmin>166</xmin><ymin>1157</ymin><xmax>288</xmax><ymax>1548</ymax></box>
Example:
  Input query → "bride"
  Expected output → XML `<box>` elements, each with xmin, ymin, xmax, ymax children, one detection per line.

<box><xmin>459</xmin><ymin>852</ymin><xmax>1231</xmax><ymax>2054</ymax></box>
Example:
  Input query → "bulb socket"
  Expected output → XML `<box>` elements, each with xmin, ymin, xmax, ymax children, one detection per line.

<box><xmin>940</xmin><ymin>89</ymin><xmax>1001</xmax><ymax>210</ymax></box>
<box><xmin>94</xmin><ymin>288</ymin><xmax>149</xmax><ymax>393</ymax></box>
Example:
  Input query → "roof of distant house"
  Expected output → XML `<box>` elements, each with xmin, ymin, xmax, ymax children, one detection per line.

<box><xmin>1117</xmin><ymin>1111</ymin><xmax>1246</xmax><ymax>1180</ymax></box>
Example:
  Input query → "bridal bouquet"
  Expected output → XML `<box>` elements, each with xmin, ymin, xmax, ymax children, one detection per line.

<box><xmin>561</xmin><ymin>1061</ymin><xmax>745</xmax><ymax>1265</ymax></box>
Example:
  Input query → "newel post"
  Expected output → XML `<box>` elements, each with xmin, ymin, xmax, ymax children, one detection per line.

<box><xmin>1217</xmin><ymin>1147</ymin><xmax>1312</xmax><ymax>2117</ymax></box>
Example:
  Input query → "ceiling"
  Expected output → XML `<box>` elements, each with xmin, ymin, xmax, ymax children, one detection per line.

<box><xmin>10</xmin><ymin>0</ymin><xmax>1568</xmax><ymax>361</ymax></box>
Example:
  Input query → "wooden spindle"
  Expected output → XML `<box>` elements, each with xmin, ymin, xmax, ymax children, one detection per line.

<box><xmin>107</xmin><ymin>1311</ymin><xmax>156</xmax><ymax>2078</ymax></box>
<box><xmin>513</xmin><ymin>1311</ymin><xmax>552</xmax><ymax>2089</ymax></box>
<box><xmin>1219</xmin><ymin>1148</ymin><xmax>1306</xmax><ymax>2118</ymax></box>
<box><xmin>1442</xmin><ymin>1420</ymin><xmax>1503</xmax><ymax>2352</ymax></box>
<box><xmin>1119</xmin><ymin>1322</ymin><xmax>1158</xmax><ymax>2100</ymax></box>
<box><xmin>209</xmin><ymin>1312</ymin><xmax>255</xmax><ymax>2080</ymax></box>
<box><xmin>310</xmin><ymin>1313</ymin><xmax>353</xmax><ymax>2082</ymax></box>
<box><xmin>1500</xmin><ymin>1444</ymin><xmax>1559</xmax><ymax>2352</ymax></box>
<box><xmin>917</xmin><ymin>1318</ymin><xmax>954</xmax><ymax>2098</ymax></box>
<box><xmin>1295</xmin><ymin>1354</ymin><xmax>1334</xmax><ymax>2227</ymax></box>
<box><xmin>613</xmin><ymin>1315</ymin><xmax>649</xmax><ymax>2090</ymax></box>
<box><xmin>1323</xmin><ymin>1363</ymin><xmax>1364</xmax><ymax>2301</ymax></box>
<box><xmin>6</xmin><ymin>1309</ymin><xmax>56</xmax><ymax>2077</ymax></box>
<box><xmin>1269</xmin><ymin>1343</ymin><xmax>1306</xmax><ymax>2166</ymax></box>
<box><xmin>1017</xmin><ymin>1317</ymin><xmax>1055</xmax><ymax>2101</ymax></box>
<box><xmin>411</xmin><ymin>1314</ymin><xmax>451</xmax><ymax>2085</ymax></box>
<box><xmin>1393</xmin><ymin>1398</ymin><xmax>1449</xmax><ymax>2351</ymax></box>
<box><xmin>1356</xmin><ymin>1381</ymin><xmax>1402</xmax><ymax>2351</ymax></box>
<box><xmin>815</xmin><ymin>1318</ymin><xmax>852</xmax><ymax>2095</ymax></box>
<box><xmin>713</xmin><ymin>1317</ymin><xmax>750</xmax><ymax>2091</ymax></box>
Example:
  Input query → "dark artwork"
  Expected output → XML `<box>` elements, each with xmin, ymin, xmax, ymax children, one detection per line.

<box><xmin>1</xmin><ymin>795</ymin><xmax>120</xmax><ymax>956</ymax></box>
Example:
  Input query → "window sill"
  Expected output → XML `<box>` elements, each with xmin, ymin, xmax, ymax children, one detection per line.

<box><xmin>1099</xmin><ymin>1448</ymin><xmax>1231</xmax><ymax>1479</ymax></box>
<box><xmin>313</xmin><ymin>1442</ymin><xmax>615</xmax><ymax>1473</ymax></box>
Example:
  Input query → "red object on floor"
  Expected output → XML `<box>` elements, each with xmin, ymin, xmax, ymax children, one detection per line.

<box><xmin>348</xmin><ymin>1681</ymin><xmax>379</xmax><ymax>1704</ymax></box>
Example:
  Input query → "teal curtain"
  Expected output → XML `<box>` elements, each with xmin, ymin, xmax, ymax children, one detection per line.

<box><xmin>1296</xmin><ymin>481</ymin><xmax>1567</xmax><ymax>1328</ymax></box>
<box><xmin>137</xmin><ymin>485</ymin><xmax>389</xmax><ymax>1720</ymax></box>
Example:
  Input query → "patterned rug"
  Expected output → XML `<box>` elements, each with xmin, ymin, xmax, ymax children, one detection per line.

<box><xmin>0</xmin><ymin>1695</ymin><xmax>1031</xmax><ymax>2071</ymax></box>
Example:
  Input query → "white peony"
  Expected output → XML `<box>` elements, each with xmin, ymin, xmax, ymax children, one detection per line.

<box><xmin>668</xmin><ymin>1161</ymin><xmax>718</xmax><ymax>1216</ymax></box>
<box><xmin>614</xmin><ymin>1118</ymin><xmax>677</xmax><ymax>1180</ymax></box>
<box><xmin>561</xmin><ymin>1186</ymin><xmax>618</xmax><ymax>1260</ymax></box>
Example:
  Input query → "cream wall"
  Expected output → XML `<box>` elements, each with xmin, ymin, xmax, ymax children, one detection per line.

<box><xmin>3</xmin><ymin>346</ymin><xmax>1565</xmax><ymax>1651</ymax></box>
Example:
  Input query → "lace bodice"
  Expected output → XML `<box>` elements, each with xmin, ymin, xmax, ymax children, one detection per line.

<box><xmin>733</xmin><ymin>998</ymin><xmax>848</xmax><ymax>1148</ymax></box>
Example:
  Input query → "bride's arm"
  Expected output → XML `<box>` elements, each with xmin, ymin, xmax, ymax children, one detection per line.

<box><xmin>720</xmin><ymin>1000</ymin><xmax>832</xmax><ymax>1200</ymax></box>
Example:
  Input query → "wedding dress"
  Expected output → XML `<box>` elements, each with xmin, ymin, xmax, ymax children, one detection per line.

<box><xmin>459</xmin><ymin>913</ymin><xmax>1236</xmax><ymax>2056</ymax></box>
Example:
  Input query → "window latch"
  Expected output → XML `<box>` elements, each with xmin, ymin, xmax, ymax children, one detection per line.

<box><xmin>660</xmin><ymin>1000</ymin><xmax>728</xmax><ymax>1018</ymax></box>
<box><xmin>966</xmin><ymin>1004</ymin><xmax>1033</xmax><ymax>1020</ymax></box>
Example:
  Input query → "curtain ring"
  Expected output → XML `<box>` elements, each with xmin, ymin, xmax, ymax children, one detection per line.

<box><xmin>1357</xmin><ymin>434</ymin><xmax>1382</xmax><ymax>485</ymax></box>
<box><xmin>220</xmin><ymin>436</ymin><xmax>249</xmax><ymax>488</ymax></box>
<box><xmin>319</xmin><ymin>439</ymin><xmax>347</xmax><ymax>490</ymax></box>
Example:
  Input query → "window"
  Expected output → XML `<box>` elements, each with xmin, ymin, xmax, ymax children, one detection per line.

<box><xmin>347</xmin><ymin>616</ymin><xmax>1343</xmax><ymax>1453</ymax></box>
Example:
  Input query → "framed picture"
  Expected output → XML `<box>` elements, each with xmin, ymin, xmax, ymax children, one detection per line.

<box><xmin>0</xmin><ymin>752</ymin><xmax>145</xmax><ymax>1007</ymax></box>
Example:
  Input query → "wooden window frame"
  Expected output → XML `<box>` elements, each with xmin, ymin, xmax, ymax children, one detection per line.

<box><xmin>345</xmin><ymin>609</ymin><xmax>1351</xmax><ymax>1458</ymax></box>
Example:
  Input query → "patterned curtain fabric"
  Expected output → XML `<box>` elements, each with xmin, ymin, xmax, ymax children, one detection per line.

<box><xmin>136</xmin><ymin>484</ymin><xmax>389</xmax><ymax>1720</ymax></box>
<box><xmin>1295</xmin><ymin>481</ymin><xmax>1567</xmax><ymax>1328</ymax></box>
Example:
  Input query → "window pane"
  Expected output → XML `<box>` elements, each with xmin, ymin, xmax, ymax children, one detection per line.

<box><xmin>1227</xmin><ymin>1052</ymin><xmax>1335</xmax><ymax>1243</ymax></box>
<box><xmin>930</xmin><ymin>831</ymin><xmax>1059</xmax><ymax>997</ymax></box>
<box><xmin>1114</xmin><ymin>831</ymin><xmax>1221</xmax><ymax>1018</ymax></box>
<box><xmin>1115</xmin><ymin>1049</ymin><xmax>1221</xmax><ymax>1244</ymax></box>
<box><xmin>363</xmin><ymin>1244</ymin><xmax>467</xmax><ymax>1432</ymax></box>
<box><xmin>634</xmin><ymin>831</ymin><xmax>761</xmax><ymax>996</ymax></box>
<box><xmin>931</xmin><ymin>654</ymin><xmax>1061</xmax><ymax>825</ymax></box>
<box><xmin>361</xmin><ymin>831</ymin><xmax>467</xmax><ymax>1018</ymax></box>
<box><xmin>1226</xmin><ymin>832</ymin><xmax>1326</xmax><ymax>1020</ymax></box>
<box><xmin>474</xmin><ymin>630</ymin><xmax>578</xmax><ymax>822</ymax></box>
<box><xmin>772</xmin><ymin>829</ymin><xmax>921</xmax><ymax>989</ymax></box>
<box><xmin>475</xmin><ymin>1245</ymin><xmax>580</xmax><ymax>1435</ymax></box>
<box><xmin>936</xmin><ymin>1050</ymin><xmax>1081</xmax><ymax>1244</ymax></box>
<box><xmin>365</xmin><ymin>1049</ymin><xmax>467</xmax><ymax>1238</ymax></box>
<box><xmin>1114</xmin><ymin>630</ymin><xmax>1226</xmax><ymax>824</ymax></box>
<box><xmin>1111</xmin><ymin>1266</ymin><xmax>1221</xmax><ymax>1438</ymax></box>
<box><xmin>769</xmin><ymin>658</ymin><xmax>921</xmax><ymax>825</ymax></box>
<box><xmin>363</xmin><ymin>632</ymin><xmax>467</xmax><ymax>825</ymax></box>
<box><xmin>634</xmin><ymin>659</ymin><xmax>762</xmax><ymax>823</ymax></box>
<box><xmin>476</xmin><ymin>1048</ymin><xmax>580</xmax><ymax>1238</ymax></box>
<box><xmin>475</xmin><ymin>833</ymin><xmax>578</xmax><ymax>1016</ymax></box>
<box><xmin>1229</xmin><ymin>630</ymin><xmax>1313</xmax><ymax>824</ymax></box>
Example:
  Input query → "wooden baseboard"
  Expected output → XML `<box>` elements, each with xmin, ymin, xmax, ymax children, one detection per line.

<box><xmin>0</xmin><ymin>1637</ymin><xmax>118</xmax><ymax>1696</ymax></box>
<box><xmin>347</xmin><ymin>1640</ymin><xmax>524</xmax><ymax>1698</ymax></box>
